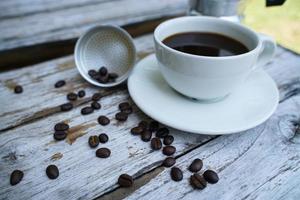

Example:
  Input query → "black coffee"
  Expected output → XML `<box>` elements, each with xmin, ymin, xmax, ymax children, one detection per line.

<box><xmin>162</xmin><ymin>32</ymin><xmax>249</xmax><ymax>57</ymax></box>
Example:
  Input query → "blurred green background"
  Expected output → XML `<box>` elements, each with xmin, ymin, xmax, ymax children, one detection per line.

<box><xmin>243</xmin><ymin>0</ymin><xmax>300</xmax><ymax>53</ymax></box>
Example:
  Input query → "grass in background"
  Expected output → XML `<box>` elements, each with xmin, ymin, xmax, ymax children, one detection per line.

<box><xmin>243</xmin><ymin>0</ymin><xmax>300</xmax><ymax>53</ymax></box>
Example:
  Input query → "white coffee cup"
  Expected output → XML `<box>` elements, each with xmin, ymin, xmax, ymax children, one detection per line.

<box><xmin>154</xmin><ymin>16</ymin><xmax>276</xmax><ymax>101</ymax></box>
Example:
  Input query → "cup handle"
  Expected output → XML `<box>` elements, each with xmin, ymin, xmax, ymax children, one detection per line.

<box><xmin>253</xmin><ymin>33</ymin><xmax>276</xmax><ymax>70</ymax></box>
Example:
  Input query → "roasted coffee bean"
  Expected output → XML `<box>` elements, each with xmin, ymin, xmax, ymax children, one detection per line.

<box><xmin>162</xmin><ymin>157</ymin><xmax>176</xmax><ymax>167</ymax></box>
<box><xmin>118</xmin><ymin>174</ymin><xmax>133</xmax><ymax>187</ymax></box>
<box><xmin>203</xmin><ymin>170</ymin><xmax>219</xmax><ymax>184</ymax></box>
<box><xmin>122</xmin><ymin>107</ymin><xmax>133</xmax><ymax>114</ymax></box>
<box><xmin>119</xmin><ymin>102</ymin><xmax>130</xmax><ymax>111</ymax></box>
<box><xmin>96</xmin><ymin>148</ymin><xmax>111</xmax><ymax>158</ymax></box>
<box><xmin>60</xmin><ymin>102</ymin><xmax>73</xmax><ymax>111</ymax></box>
<box><xmin>141</xmin><ymin>130</ymin><xmax>152</xmax><ymax>142</ymax></box>
<box><xmin>162</xmin><ymin>146</ymin><xmax>176</xmax><ymax>156</ymax></box>
<box><xmin>99</xmin><ymin>66</ymin><xmax>108</xmax><ymax>76</ymax></box>
<box><xmin>78</xmin><ymin>90</ymin><xmax>86</xmax><ymax>98</ymax></box>
<box><xmin>91</xmin><ymin>101</ymin><xmax>101</xmax><ymax>110</ymax></box>
<box><xmin>150</xmin><ymin>137</ymin><xmax>162</xmax><ymax>150</ymax></box>
<box><xmin>149</xmin><ymin>120</ymin><xmax>159</xmax><ymax>132</ymax></box>
<box><xmin>88</xmin><ymin>135</ymin><xmax>99</xmax><ymax>148</ymax></box>
<box><xmin>97</xmin><ymin>74</ymin><xmax>109</xmax><ymax>83</ymax></box>
<box><xmin>109</xmin><ymin>73</ymin><xmax>119</xmax><ymax>79</ymax></box>
<box><xmin>156</xmin><ymin>127</ymin><xmax>169</xmax><ymax>138</ymax></box>
<box><xmin>163</xmin><ymin>135</ymin><xmax>174</xmax><ymax>145</ymax></box>
<box><xmin>190</xmin><ymin>173</ymin><xmax>207</xmax><ymax>189</ymax></box>
<box><xmin>67</xmin><ymin>92</ymin><xmax>77</xmax><ymax>101</ymax></box>
<box><xmin>92</xmin><ymin>93</ymin><xmax>102</xmax><ymax>101</ymax></box>
<box><xmin>10</xmin><ymin>170</ymin><xmax>23</xmax><ymax>185</ymax></box>
<box><xmin>115</xmin><ymin>112</ymin><xmax>128</xmax><ymax>121</ymax></box>
<box><xmin>170</xmin><ymin>167</ymin><xmax>183</xmax><ymax>182</ymax></box>
<box><xmin>53</xmin><ymin>131</ymin><xmax>67</xmax><ymax>141</ymax></box>
<box><xmin>46</xmin><ymin>165</ymin><xmax>59</xmax><ymax>179</ymax></box>
<box><xmin>55</xmin><ymin>80</ymin><xmax>66</xmax><ymax>88</ymax></box>
<box><xmin>88</xmin><ymin>70</ymin><xmax>98</xmax><ymax>77</ymax></box>
<box><xmin>98</xmin><ymin>116</ymin><xmax>110</xmax><ymax>125</ymax></box>
<box><xmin>138</xmin><ymin>121</ymin><xmax>148</xmax><ymax>130</ymax></box>
<box><xmin>14</xmin><ymin>85</ymin><xmax>23</xmax><ymax>94</ymax></box>
<box><xmin>81</xmin><ymin>107</ymin><xmax>94</xmax><ymax>115</ymax></box>
<box><xmin>131</xmin><ymin>126</ymin><xmax>143</xmax><ymax>135</ymax></box>
<box><xmin>188</xmin><ymin>159</ymin><xmax>203</xmax><ymax>172</ymax></box>
<box><xmin>99</xmin><ymin>133</ymin><xmax>109</xmax><ymax>143</ymax></box>
<box><xmin>54</xmin><ymin>122</ymin><xmax>69</xmax><ymax>131</ymax></box>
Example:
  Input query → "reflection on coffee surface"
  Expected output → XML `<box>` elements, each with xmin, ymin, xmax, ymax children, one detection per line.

<box><xmin>162</xmin><ymin>32</ymin><xmax>249</xmax><ymax>57</ymax></box>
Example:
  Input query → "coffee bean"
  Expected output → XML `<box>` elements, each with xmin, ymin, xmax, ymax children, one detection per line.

<box><xmin>99</xmin><ymin>133</ymin><xmax>109</xmax><ymax>143</ymax></box>
<box><xmin>92</xmin><ymin>93</ymin><xmax>102</xmax><ymax>101</ymax></box>
<box><xmin>98</xmin><ymin>116</ymin><xmax>110</xmax><ymax>125</ymax></box>
<box><xmin>131</xmin><ymin>126</ymin><xmax>143</xmax><ymax>135</ymax></box>
<box><xmin>46</xmin><ymin>165</ymin><xmax>59</xmax><ymax>179</ymax></box>
<box><xmin>188</xmin><ymin>159</ymin><xmax>203</xmax><ymax>172</ymax></box>
<box><xmin>81</xmin><ymin>106</ymin><xmax>94</xmax><ymax>115</ymax></box>
<box><xmin>115</xmin><ymin>112</ymin><xmax>128</xmax><ymax>121</ymax></box>
<box><xmin>119</xmin><ymin>102</ymin><xmax>130</xmax><ymax>111</ymax></box>
<box><xmin>203</xmin><ymin>170</ymin><xmax>219</xmax><ymax>184</ymax></box>
<box><xmin>89</xmin><ymin>135</ymin><xmax>99</xmax><ymax>148</ymax></box>
<box><xmin>163</xmin><ymin>157</ymin><xmax>176</xmax><ymax>167</ymax></box>
<box><xmin>54</xmin><ymin>122</ymin><xmax>69</xmax><ymax>131</ymax></box>
<box><xmin>97</xmin><ymin>74</ymin><xmax>109</xmax><ymax>83</ymax></box>
<box><xmin>150</xmin><ymin>137</ymin><xmax>162</xmax><ymax>150</ymax></box>
<box><xmin>109</xmin><ymin>73</ymin><xmax>119</xmax><ymax>79</ymax></box>
<box><xmin>91</xmin><ymin>101</ymin><xmax>101</xmax><ymax>110</ymax></box>
<box><xmin>53</xmin><ymin>131</ymin><xmax>67</xmax><ymax>141</ymax></box>
<box><xmin>67</xmin><ymin>92</ymin><xmax>77</xmax><ymax>101</ymax></box>
<box><xmin>118</xmin><ymin>174</ymin><xmax>133</xmax><ymax>187</ymax></box>
<box><xmin>55</xmin><ymin>80</ymin><xmax>66</xmax><ymax>88</ymax></box>
<box><xmin>96</xmin><ymin>148</ymin><xmax>111</xmax><ymax>158</ymax></box>
<box><xmin>122</xmin><ymin>107</ymin><xmax>133</xmax><ymax>114</ymax></box>
<box><xmin>149</xmin><ymin>120</ymin><xmax>159</xmax><ymax>132</ymax></box>
<box><xmin>88</xmin><ymin>70</ymin><xmax>98</xmax><ymax>77</ymax></box>
<box><xmin>141</xmin><ymin>130</ymin><xmax>152</xmax><ymax>142</ymax></box>
<box><xmin>60</xmin><ymin>102</ymin><xmax>73</xmax><ymax>111</ymax></box>
<box><xmin>10</xmin><ymin>170</ymin><xmax>23</xmax><ymax>186</ymax></box>
<box><xmin>190</xmin><ymin>173</ymin><xmax>207</xmax><ymax>189</ymax></box>
<box><xmin>14</xmin><ymin>85</ymin><xmax>23</xmax><ymax>94</ymax></box>
<box><xmin>163</xmin><ymin>135</ymin><xmax>174</xmax><ymax>145</ymax></box>
<box><xmin>99</xmin><ymin>66</ymin><xmax>108</xmax><ymax>76</ymax></box>
<box><xmin>162</xmin><ymin>146</ymin><xmax>176</xmax><ymax>156</ymax></box>
<box><xmin>156</xmin><ymin>127</ymin><xmax>169</xmax><ymax>138</ymax></box>
<box><xmin>170</xmin><ymin>167</ymin><xmax>183</xmax><ymax>181</ymax></box>
<box><xmin>78</xmin><ymin>90</ymin><xmax>86</xmax><ymax>98</ymax></box>
<box><xmin>138</xmin><ymin>121</ymin><xmax>148</xmax><ymax>130</ymax></box>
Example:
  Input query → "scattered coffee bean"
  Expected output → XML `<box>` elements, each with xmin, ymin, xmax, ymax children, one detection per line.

<box><xmin>149</xmin><ymin>120</ymin><xmax>159</xmax><ymax>132</ymax></box>
<box><xmin>98</xmin><ymin>116</ymin><xmax>110</xmax><ymax>125</ymax></box>
<box><xmin>141</xmin><ymin>130</ymin><xmax>152</xmax><ymax>142</ymax></box>
<box><xmin>60</xmin><ymin>102</ymin><xmax>73</xmax><ymax>111</ymax></box>
<box><xmin>88</xmin><ymin>135</ymin><xmax>99</xmax><ymax>148</ymax></box>
<box><xmin>203</xmin><ymin>170</ymin><xmax>219</xmax><ymax>184</ymax></box>
<box><xmin>115</xmin><ymin>112</ymin><xmax>128</xmax><ymax>121</ymax></box>
<box><xmin>162</xmin><ymin>146</ymin><xmax>176</xmax><ymax>156</ymax></box>
<box><xmin>156</xmin><ymin>127</ymin><xmax>169</xmax><ymax>138</ymax></box>
<box><xmin>188</xmin><ymin>159</ymin><xmax>203</xmax><ymax>172</ymax></box>
<box><xmin>99</xmin><ymin>133</ymin><xmax>109</xmax><ymax>143</ymax></box>
<box><xmin>131</xmin><ymin>126</ymin><xmax>143</xmax><ymax>135</ymax></box>
<box><xmin>150</xmin><ymin>137</ymin><xmax>162</xmax><ymax>150</ymax></box>
<box><xmin>81</xmin><ymin>106</ymin><xmax>94</xmax><ymax>115</ymax></box>
<box><xmin>10</xmin><ymin>170</ymin><xmax>23</xmax><ymax>186</ymax></box>
<box><xmin>163</xmin><ymin>157</ymin><xmax>176</xmax><ymax>167</ymax></box>
<box><xmin>55</xmin><ymin>80</ymin><xmax>66</xmax><ymax>88</ymax></box>
<box><xmin>91</xmin><ymin>101</ymin><xmax>101</xmax><ymax>110</ymax></box>
<box><xmin>88</xmin><ymin>70</ymin><xmax>97</xmax><ymax>77</ymax></box>
<box><xmin>53</xmin><ymin>131</ymin><xmax>67</xmax><ymax>141</ymax></box>
<box><xmin>109</xmin><ymin>73</ymin><xmax>119</xmax><ymax>79</ymax></box>
<box><xmin>122</xmin><ymin>107</ymin><xmax>133</xmax><ymax>114</ymax></box>
<box><xmin>96</xmin><ymin>148</ymin><xmax>111</xmax><ymax>158</ymax></box>
<box><xmin>14</xmin><ymin>85</ymin><xmax>23</xmax><ymax>94</ymax></box>
<box><xmin>138</xmin><ymin>121</ymin><xmax>148</xmax><ymax>130</ymax></box>
<box><xmin>99</xmin><ymin>66</ymin><xmax>108</xmax><ymax>76</ymax></box>
<box><xmin>118</xmin><ymin>174</ymin><xmax>133</xmax><ymax>187</ymax></box>
<box><xmin>163</xmin><ymin>135</ymin><xmax>174</xmax><ymax>145</ymax></box>
<box><xmin>46</xmin><ymin>165</ymin><xmax>59</xmax><ymax>179</ymax></box>
<box><xmin>190</xmin><ymin>173</ymin><xmax>207</xmax><ymax>189</ymax></box>
<box><xmin>78</xmin><ymin>90</ymin><xmax>86</xmax><ymax>98</ymax></box>
<box><xmin>54</xmin><ymin>122</ymin><xmax>69</xmax><ymax>131</ymax></box>
<box><xmin>92</xmin><ymin>93</ymin><xmax>102</xmax><ymax>101</ymax></box>
<box><xmin>119</xmin><ymin>102</ymin><xmax>130</xmax><ymax>111</ymax></box>
<box><xmin>170</xmin><ymin>167</ymin><xmax>183</xmax><ymax>182</ymax></box>
<box><xmin>67</xmin><ymin>92</ymin><xmax>78</xmax><ymax>101</ymax></box>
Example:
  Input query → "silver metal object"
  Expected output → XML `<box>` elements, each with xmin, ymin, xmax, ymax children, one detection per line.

<box><xmin>75</xmin><ymin>25</ymin><xmax>136</xmax><ymax>87</ymax></box>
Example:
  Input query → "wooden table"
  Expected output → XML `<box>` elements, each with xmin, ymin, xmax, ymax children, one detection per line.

<box><xmin>0</xmin><ymin>1</ymin><xmax>300</xmax><ymax>199</ymax></box>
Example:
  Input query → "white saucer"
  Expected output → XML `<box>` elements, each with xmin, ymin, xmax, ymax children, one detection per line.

<box><xmin>128</xmin><ymin>54</ymin><xmax>279</xmax><ymax>135</ymax></box>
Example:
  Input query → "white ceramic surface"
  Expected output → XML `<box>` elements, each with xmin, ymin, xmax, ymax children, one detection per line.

<box><xmin>154</xmin><ymin>16</ymin><xmax>276</xmax><ymax>100</ymax></box>
<box><xmin>128</xmin><ymin>54</ymin><xmax>279</xmax><ymax>135</ymax></box>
